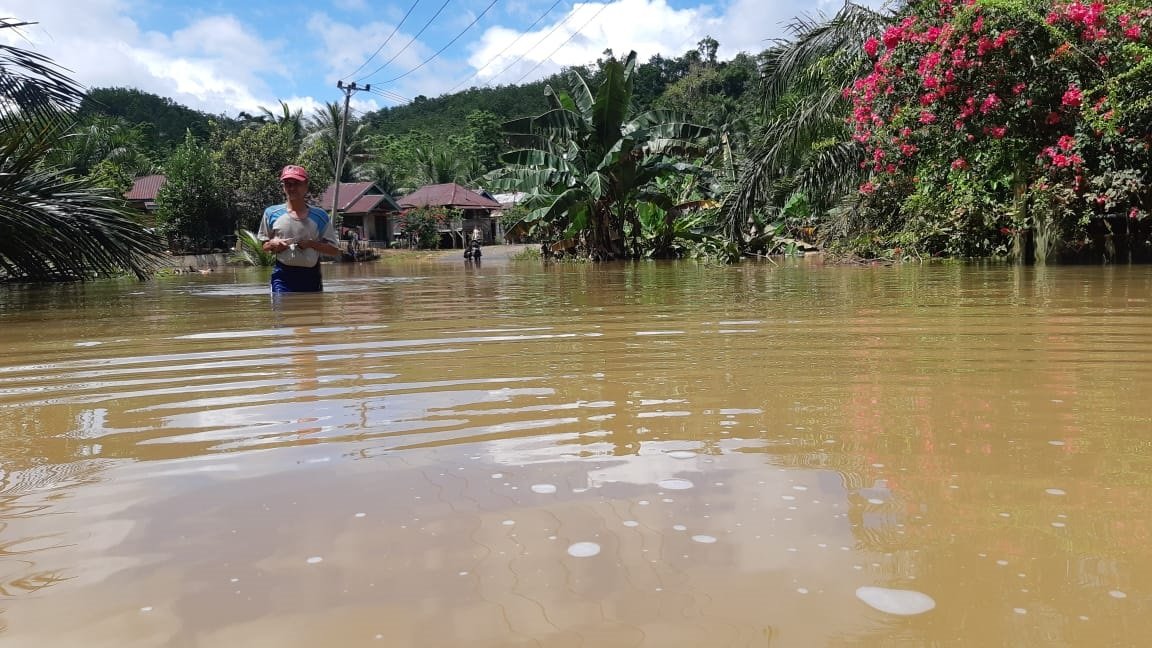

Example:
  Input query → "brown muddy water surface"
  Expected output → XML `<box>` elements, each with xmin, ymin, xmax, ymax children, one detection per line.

<box><xmin>1</xmin><ymin>258</ymin><xmax>1151</xmax><ymax>647</ymax></box>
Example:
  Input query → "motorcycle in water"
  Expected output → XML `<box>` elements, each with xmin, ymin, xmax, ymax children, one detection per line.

<box><xmin>464</xmin><ymin>239</ymin><xmax>483</xmax><ymax>260</ymax></box>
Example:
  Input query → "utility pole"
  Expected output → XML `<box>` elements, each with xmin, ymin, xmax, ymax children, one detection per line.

<box><xmin>330</xmin><ymin>80</ymin><xmax>369</xmax><ymax>227</ymax></box>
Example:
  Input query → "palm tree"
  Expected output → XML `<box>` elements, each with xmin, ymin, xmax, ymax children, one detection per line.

<box><xmin>410</xmin><ymin>145</ymin><xmax>476</xmax><ymax>187</ymax></box>
<box><xmin>0</xmin><ymin>19</ymin><xmax>163</xmax><ymax>282</ymax></box>
<box><xmin>258</xmin><ymin>100</ymin><xmax>304</xmax><ymax>146</ymax></box>
<box><xmin>50</xmin><ymin>114</ymin><xmax>155</xmax><ymax>177</ymax></box>
<box><xmin>303</xmin><ymin>101</ymin><xmax>370</xmax><ymax>183</ymax></box>
<box><xmin>721</xmin><ymin>2</ymin><xmax>894</xmax><ymax>248</ymax></box>
<box><xmin>486</xmin><ymin>51</ymin><xmax>711</xmax><ymax>260</ymax></box>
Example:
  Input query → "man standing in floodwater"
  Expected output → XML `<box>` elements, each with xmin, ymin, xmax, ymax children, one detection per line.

<box><xmin>258</xmin><ymin>165</ymin><xmax>342</xmax><ymax>292</ymax></box>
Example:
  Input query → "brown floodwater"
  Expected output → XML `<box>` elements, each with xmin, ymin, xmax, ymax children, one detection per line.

<box><xmin>1</xmin><ymin>257</ymin><xmax>1151</xmax><ymax>646</ymax></box>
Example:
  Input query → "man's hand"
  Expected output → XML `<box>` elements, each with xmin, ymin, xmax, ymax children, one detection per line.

<box><xmin>264</xmin><ymin>237</ymin><xmax>291</xmax><ymax>253</ymax></box>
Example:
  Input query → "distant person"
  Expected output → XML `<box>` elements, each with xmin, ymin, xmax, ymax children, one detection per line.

<box><xmin>472</xmin><ymin>226</ymin><xmax>482</xmax><ymax>244</ymax></box>
<box><xmin>258</xmin><ymin>165</ymin><xmax>342</xmax><ymax>292</ymax></box>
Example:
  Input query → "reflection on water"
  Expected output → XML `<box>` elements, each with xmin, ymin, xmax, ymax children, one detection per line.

<box><xmin>2</xmin><ymin>260</ymin><xmax>1152</xmax><ymax>646</ymax></box>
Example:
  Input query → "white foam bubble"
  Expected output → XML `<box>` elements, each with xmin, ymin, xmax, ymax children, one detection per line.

<box><xmin>531</xmin><ymin>484</ymin><xmax>557</xmax><ymax>494</ymax></box>
<box><xmin>1109</xmin><ymin>590</ymin><xmax>1127</xmax><ymax>599</ymax></box>
<box><xmin>691</xmin><ymin>535</ymin><xmax>717</xmax><ymax>544</ymax></box>
<box><xmin>1045</xmin><ymin>488</ymin><xmax>1066</xmax><ymax>496</ymax></box>
<box><xmin>855</xmin><ymin>586</ymin><xmax>936</xmax><ymax>616</ymax></box>
<box><xmin>567</xmin><ymin>542</ymin><xmax>601</xmax><ymax>558</ymax></box>
<box><xmin>673</xmin><ymin>524</ymin><xmax>687</xmax><ymax>531</ymax></box>
<box><xmin>306</xmin><ymin>556</ymin><xmax>323</xmax><ymax>564</ymax></box>
<box><xmin>667</xmin><ymin>451</ymin><xmax>697</xmax><ymax>459</ymax></box>
<box><xmin>622</xmin><ymin>520</ymin><xmax>640</xmax><ymax>527</ymax></box>
<box><xmin>658</xmin><ymin>478</ymin><xmax>694</xmax><ymax>490</ymax></box>
<box><xmin>502</xmin><ymin>520</ymin><xmax>516</xmax><ymax>526</ymax></box>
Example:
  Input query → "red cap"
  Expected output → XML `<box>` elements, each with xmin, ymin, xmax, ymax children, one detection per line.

<box><xmin>280</xmin><ymin>165</ymin><xmax>309</xmax><ymax>182</ymax></box>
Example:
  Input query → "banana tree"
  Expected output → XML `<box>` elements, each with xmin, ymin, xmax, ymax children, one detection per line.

<box><xmin>486</xmin><ymin>51</ymin><xmax>711</xmax><ymax>260</ymax></box>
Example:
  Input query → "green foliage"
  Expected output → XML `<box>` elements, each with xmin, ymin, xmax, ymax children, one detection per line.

<box><xmin>155</xmin><ymin>131</ymin><xmax>229</xmax><ymax>253</ymax></box>
<box><xmin>212</xmin><ymin>122</ymin><xmax>298</xmax><ymax>231</ymax></box>
<box><xmin>845</xmin><ymin>0</ymin><xmax>1152</xmax><ymax>261</ymax></box>
<box><xmin>396</xmin><ymin>207</ymin><xmax>456</xmax><ymax>249</ymax></box>
<box><xmin>723</xmin><ymin>2</ymin><xmax>891</xmax><ymax>251</ymax></box>
<box><xmin>86</xmin><ymin>158</ymin><xmax>137</xmax><ymax>197</ymax></box>
<box><xmin>0</xmin><ymin>19</ymin><xmax>164</xmax><ymax>282</ymax></box>
<box><xmin>486</xmin><ymin>51</ymin><xmax>712</xmax><ymax>260</ymax></box>
<box><xmin>50</xmin><ymin>114</ymin><xmax>155</xmax><ymax>178</ymax></box>
<box><xmin>510</xmin><ymin>246</ymin><xmax>542</xmax><ymax>261</ymax></box>
<box><xmin>230</xmin><ymin>229</ymin><xmax>276</xmax><ymax>266</ymax></box>
<box><xmin>78</xmin><ymin>87</ymin><xmax>220</xmax><ymax>154</ymax></box>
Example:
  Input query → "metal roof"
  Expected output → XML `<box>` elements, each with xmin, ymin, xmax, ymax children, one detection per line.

<box><xmin>398</xmin><ymin>183</ymin><xmax>502</xmax><ymax>210</ymax></box>
<box><xmin>316</xmin><ymin>182</ymin><xmax>400</xmax><ymax>214</ymax></box>
<box><xmin>124</xmin><ymin>174</ymin><xmax>167</xmax><ymax>201</ymax></box>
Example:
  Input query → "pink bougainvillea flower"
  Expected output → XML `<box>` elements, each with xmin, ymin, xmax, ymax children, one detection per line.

<box><xmin>951</xmin><ymin>158</ymin><xmax>968</xmax><ymax>170</ymax></box>
<box><xmin>1062</xmin><ymin>85</ymin><xmax>1083</xmax><ymax>107</ymax></box>
<box><xmin>864</xmin><ymin>37</ymin><xmax>880</xmax><ymax>57</ymax></box>
<box><xmin>882</xmin><ymin>26</ymin><xmax>904</xmax><ymax>49</ymax></box>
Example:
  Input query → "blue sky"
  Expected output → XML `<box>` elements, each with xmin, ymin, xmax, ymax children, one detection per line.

<box><xmin>0</xmin><ymin>0</ymin><xmax>853</xmax><ymax>117</ymax></box>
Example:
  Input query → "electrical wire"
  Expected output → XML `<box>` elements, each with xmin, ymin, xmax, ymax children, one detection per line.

<box><xmin>369</xmin><ymin>87</ymin><xmax>413</xmax><ymax>105</ymax></box>
<box><xmin>356</xmin><ymin>0</ymin><xmax>454</xmax><ymax>84</ymax></box>
<box><xmin>444</xmin><ymin>0</ymin><xmax>565</xmax><ymax>94</ymax></box>
<box><xmin>341</xmin><ymin>0</ymin><xmax>423</xmax><ymax>82</ymax></box>
<box><xmin>465</xmin><ymin>1</ymin><xmax>584</xmax><ymax>90</ymax></box>
<box><xmin>375</xmin><ymin>0</ymin><xmax>502</xmax><ymax>84</ymax></box>
<box><xmin>512</xmin><ymin>1</ymin><xmax>610</xmax><ymax>85</ymax></box>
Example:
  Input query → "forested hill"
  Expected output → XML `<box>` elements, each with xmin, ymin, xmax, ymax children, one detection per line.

<box><xmin>79</xmin><ymin>40</ymin><xmax>763</xmax><ymax>154</ymax></box>
<box><xmin>78</xmin><ymin>87</ymin><xmax>220</xmax><ymax>153</ymax></box>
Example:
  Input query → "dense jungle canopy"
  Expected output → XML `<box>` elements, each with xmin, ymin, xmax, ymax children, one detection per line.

<box><xmin>2</xmin><ymin>0</ymin><xmax>1150</xmax><ymax>281</ymax></box>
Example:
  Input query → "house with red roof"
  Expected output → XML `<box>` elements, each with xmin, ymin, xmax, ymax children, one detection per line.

<box><xmin>124</xmin><ymin>174</ymin><xmax>167</xmax><ymax>217</ymax></box>
<box><xmin>397</xmin><ymin>183</ymin><xmax>503</xmax><ymax>247</ymax></box>
<box><xmin>316</xmin><ymin>181</ymin><xmax>402</xmax><ymax>246</ymax></box>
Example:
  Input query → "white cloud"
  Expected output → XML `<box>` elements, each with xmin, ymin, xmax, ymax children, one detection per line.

<box><xmin>463</xmin><ymin>0</ymin><xmax>720</xmax><ymax>87</ymax></box>
<box><xmin>0</xmin><ymin>0</ymin><xmax>885</xmax><ymax>114</ymax></box>
<box><xmin>305</xmin><ymin>12</ymin><xmax>432</xmax><ymax>88</ymax></box>
<box><xmin>0</xmin><ymin>1</ymin><xmax>287</xmax><ymax>114</ymax></box>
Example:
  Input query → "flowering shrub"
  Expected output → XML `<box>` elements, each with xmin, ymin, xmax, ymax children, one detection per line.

<box><xmin>396</xmin><ymin>207</ymin><xmax>456</xmax><ymax>249</ymax></box>
<box><xmin>843</xmin><ymin>0</ymin><xmax>1152</xmax><ymax>260</ymax></box>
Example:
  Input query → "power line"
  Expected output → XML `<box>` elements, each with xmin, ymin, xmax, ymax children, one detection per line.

<box><xmin>356</xmin><ymin>0</ymin><xmax>453</xmax><ymax>84</ymax></box>
<box><xmin>444</xmin><ymin>0</ymin><xmax>565</xmax><ymax>94</ymax></box>
<box><xmin>369</xmin><ymin>87</ymin><xmax>413</xmax><ymax>105</ymax></box>
<box><xmin>376</xmin><ymin>0</ymin><xmax>502</xmax><ymax>85</ymax></box>
<box><xmin>468</xmin><ymin>2</ymin><xmax>585</xmax><ymax>90</ymax></box>
<box><xmin>341</xmin><ymin>0</ymin><xmax>423</xmax><ymax>82</ymax></box>
<box><xmin>512</xmin><ymin>1</ymin><xmax>611</xmax><ymax>85</ymax></box>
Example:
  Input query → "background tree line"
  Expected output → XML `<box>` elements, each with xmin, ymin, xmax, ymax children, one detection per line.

<box><xmin>5</xmin><ymin>2</ymin><xmax>1150</xmax><ymax>281</ymax></box>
